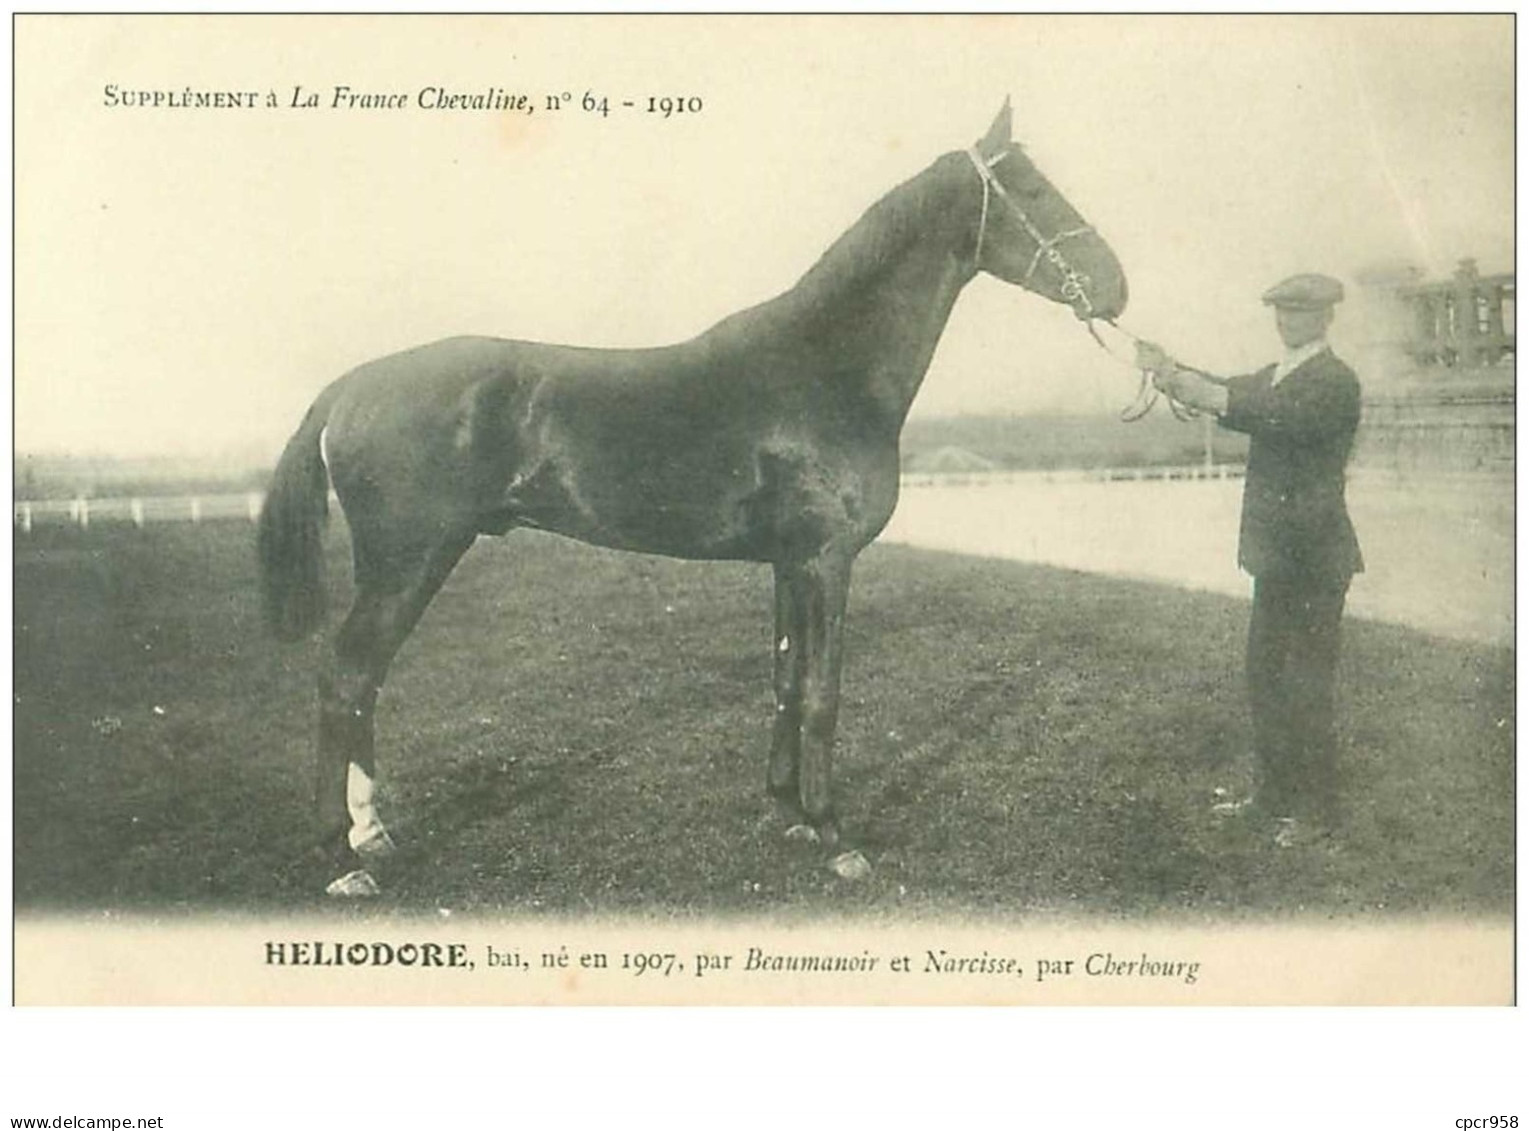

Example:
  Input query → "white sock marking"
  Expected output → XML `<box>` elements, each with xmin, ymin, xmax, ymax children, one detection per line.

<box><xmin>346</xmin><ymin>762</ymin><xmax>388</xmax><ymax>851</ymax></box>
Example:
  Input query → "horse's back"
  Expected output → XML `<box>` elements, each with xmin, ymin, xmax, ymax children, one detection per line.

<box><xmin>319</xmin><ymin>333</ymin><xmax>901</xmax><ymax>563</ymax></box>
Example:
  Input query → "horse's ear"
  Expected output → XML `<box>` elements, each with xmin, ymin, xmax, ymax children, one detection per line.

<box><xmin>976</xmin><ymin>97</ymin><xmax>1012</xmax><ymax>157</ymax></box>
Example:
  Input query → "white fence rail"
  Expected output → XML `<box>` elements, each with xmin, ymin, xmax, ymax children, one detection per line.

<box><xmin>898</xmin><ymin>464</ymin><xmax>1244</xmax><ymax>489</ymax></box>
<box><xmin>14</xmin><ymin>492</ymin><xmax>265</xmax><ymax>531</ymax></box>
<box><xmin>20</xmin><ymin>464</ymin><xmax>1506</xmax><ymax>534</ymax></box>
<box><xmin>13</xmin><ymin>469</ymin><xmax>1249</xmax><ymax>533</ymax></box>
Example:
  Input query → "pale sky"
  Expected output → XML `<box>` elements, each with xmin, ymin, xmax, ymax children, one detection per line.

<box><xmin>13</xmin><ymin>14</ymin><xmax>1515</xmax><ymax>458</ymax></box>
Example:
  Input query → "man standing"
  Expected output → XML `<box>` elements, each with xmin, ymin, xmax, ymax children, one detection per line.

<box><xmin>1138</xmin><ymin>274</ymin><xmax>1363</xmax><ymax>847</ymax></box>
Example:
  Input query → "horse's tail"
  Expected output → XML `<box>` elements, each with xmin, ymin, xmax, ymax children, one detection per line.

<box><xmin>257</xmin><ymin>384</ymin><xmax>343</xmax><ymax>642</ymax></box>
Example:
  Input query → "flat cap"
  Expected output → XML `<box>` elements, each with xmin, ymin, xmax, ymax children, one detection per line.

<box><xmin>1261</xmin><ymin>273</ymin><xmax>1344</xmax><ymax>310</ymax></box>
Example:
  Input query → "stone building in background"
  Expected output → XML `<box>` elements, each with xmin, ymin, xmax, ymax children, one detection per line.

<box><xmin>1352</xmin><ymin>259</ymin><xmax>1514</xmax><ymax>476</ymax></box>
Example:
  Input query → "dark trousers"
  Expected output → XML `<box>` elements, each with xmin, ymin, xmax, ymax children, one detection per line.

<box><xmin>1247</xmin><ymin>572</ymin><xmax>1350</xmax><ymax>820</ymax></box>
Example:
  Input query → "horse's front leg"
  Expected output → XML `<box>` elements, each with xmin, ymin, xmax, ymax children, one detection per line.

<box><xmin>768</xmin><ymin>562</ymin><xmax>806</xmax><ymax>808</ymax></box>
<box><xmin>795</xmin><ymin>550</ymin><xmax>859</xmax><ymax>868</ymax></box>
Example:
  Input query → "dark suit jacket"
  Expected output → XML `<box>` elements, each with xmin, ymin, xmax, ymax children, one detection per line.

<box><xmin>1217</xmin><ymin>349</ymin><xmax>1364</xmax><ymax>581</ymax></box>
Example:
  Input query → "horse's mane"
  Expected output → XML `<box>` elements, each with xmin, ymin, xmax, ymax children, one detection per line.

<box><xmin>706</xmin><ymin>152</ymin><xmax>968</xmax><ymax>339</ymax></box>
<box><xmin>785</xmin><ymin>152</ymin><xmax>966</xmax><ymax>314</ymax></box>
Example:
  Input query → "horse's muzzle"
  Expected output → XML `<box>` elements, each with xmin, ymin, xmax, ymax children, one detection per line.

<box><xmin>1081</xmin><ymin>275</ymin><xmax>1128</xmax><ymax>323</ymax></box>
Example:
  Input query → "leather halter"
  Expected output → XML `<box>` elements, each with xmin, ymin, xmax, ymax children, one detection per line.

<box><xmin>965</xmin><ymin>147</ymin><xmax>1187</xmax><ymax>421</ymax></box>
<box><xmin>966</xmin><ymin>146</ymin><xmax>1096</xmax><ymax>315</ymax></box>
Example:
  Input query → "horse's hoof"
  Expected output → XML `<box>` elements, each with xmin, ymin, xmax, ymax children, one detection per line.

<box><xmin>352</xmin><ymin>827</ymin><xmax>397</xmax><ymax>858</ymax></box>
<box><xmin>828</xmin><ymin>850</ymin><xmax>872</xmax><ymax>881</ymax></box>
<box><xmin>325</xmin><ymin>868</ymin><xmax>380</xmax><ymax>897</ymax></box>
<box><xmin>784</xmin><ymin>824</ymin><xmax>821</xmax><ymax>844</ymax></box>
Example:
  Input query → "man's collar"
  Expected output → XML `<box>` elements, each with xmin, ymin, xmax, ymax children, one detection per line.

<box><xmin>1273</xmin><ymin>338</ymin><xmax>1329</xmax><ymax>384</ymax></box>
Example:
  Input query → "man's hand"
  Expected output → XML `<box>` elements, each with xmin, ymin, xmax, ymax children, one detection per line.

<box><xmin>1134</xmin><ymin>340</ymin><xmax>1229</xmax><ymax>414</ymax></box>
<box><xmin>1135</xmin><ymin>340</ymin><xmax>1175</xmax><ymax>376</ymax></box>
<box><xmin>1136</xmin><ymin>341</ymin><xmax>1194</xmax><ymax>399</ymax></box>
<box><xmin>1154</xmin><ymin>367</ymin><xmax>1191</xmax><ymax>399</ymax></box>
<box><xmin>1163</xmin><ymin>368</ymin><xmax>1230</xmax><ymax>415</ymax></box>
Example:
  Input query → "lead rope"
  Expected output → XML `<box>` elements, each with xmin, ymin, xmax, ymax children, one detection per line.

<box><xmin>1084</xmin><ymin>319</ymin><xmax>1206</xmax><ymax>423</ymax></box>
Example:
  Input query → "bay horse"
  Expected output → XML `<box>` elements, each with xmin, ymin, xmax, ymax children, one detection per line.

<box><xmin>258</xmin><ymin>101</ymin><xmax>1128</xmax><ymax>896</ymax></box>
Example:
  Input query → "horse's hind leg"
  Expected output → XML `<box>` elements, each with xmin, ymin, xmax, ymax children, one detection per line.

<box><xmin>316</xmin><ymin>524</ymin><xmax>476</xmax><ymax>895</ymax></box>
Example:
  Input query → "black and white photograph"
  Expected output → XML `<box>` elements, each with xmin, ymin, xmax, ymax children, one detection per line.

<box><xmin>10</xmin><ymin>13</ymin><xmax>1514</xmax><ymax>1018</ymax></box>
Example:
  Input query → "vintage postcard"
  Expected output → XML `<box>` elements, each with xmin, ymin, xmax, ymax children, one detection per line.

<box><xmin>11</xmin><ymin>13</ymin><xmax>1514</xmax><ymax>1007</ymax></box>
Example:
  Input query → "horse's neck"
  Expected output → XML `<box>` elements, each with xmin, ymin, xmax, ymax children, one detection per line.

<box><xmin>787</xmin><ymin>160</ymin><xmax>975</xmax><ymax>420</ymax></box>
<box><xmin>699</xmin><ymin>156</ymin><xmax>976</xmax><ymax>423</ymax></box>
<box><xmin>837</xmin><ymin>242</ymin><xmax>972</xmax><ymax>424</ymax></box>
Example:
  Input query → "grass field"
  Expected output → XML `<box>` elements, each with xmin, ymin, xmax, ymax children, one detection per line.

<box><xmin>12</xmin><ymin>520</ymin><xmax>1514</xmax><ymax>921</ymax></box>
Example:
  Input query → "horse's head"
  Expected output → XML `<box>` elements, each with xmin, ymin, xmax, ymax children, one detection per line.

<box><xmin>964</xmin><ymin>100</ymin><xmax>1128</xmax><ymax>322</ymax></box>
